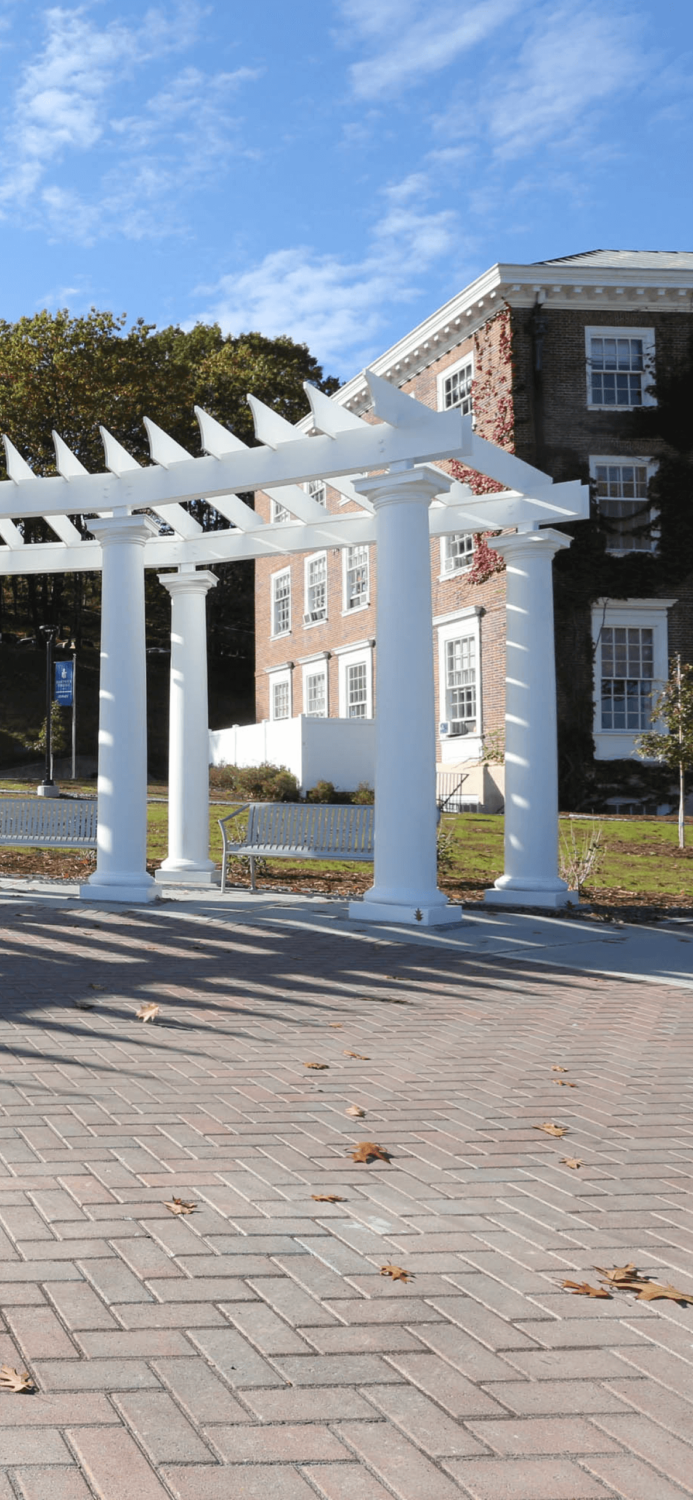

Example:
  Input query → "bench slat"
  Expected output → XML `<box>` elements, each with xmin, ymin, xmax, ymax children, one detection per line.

<box><xmin>219</xmin><ymin>802</ymin><xmax>374</xmax><ymax>891</ymax></box>
<box><xmin>0</xmin><ymin>798</ymin><xmax>98</xmax><ymax>848</ymax></box>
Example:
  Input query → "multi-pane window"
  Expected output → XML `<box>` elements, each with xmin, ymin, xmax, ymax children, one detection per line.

<box><xmin>589</xmin><ymin>337</ymin><xmax>645</xmax><ymax>407</ymax></box>
<box><xmin>305</xmin><ymin>672</ymin><xmax>326</xmax><ymax>717</ymax></box>
<box><xmin>594</xmin><ymin>462</ymin><xmax>655</xmax><ymax>553</ymax></box>
<box><xmin>306</xmin><ymin>480</ymin><xmax>327</xmax><ymax>507</ymax></box>
<box><xmin>442</xmin><ymin>361</ymin><xmax>473</xmax><ymax>414</ymax></box>
<box><xmin>271</xmin><ymin>571</ymin><xmax>291</xmax><ymax>635</ymax></box>
<box><xmin>443</xmin><ymin>533</ymin><xmax>474</xmax><ymax>573</ymax></box>
<box><xmin>600</xmin><ymin>627</ymin><xmax>654</xmax><ymax>731</ymax></box>
<box><xmin>345</xmin><ymin>545</ymin><xmax>369</xmax><ymax>609</ymax></box>
<box><xmin>272</xmin><ymin>498</ymin><xmax>290</xmax><ymax>522</ymax></box>
<box><xmin>304</xmin><ymin>554</ymin><xmax>327</xmax><ymax>623</ymax></box>
<box><xmin>272</xmin><ymin>679</ymin><xmax>290</xmax><ymax>720</ymax></box>
<box><xmin>347</xmin><ymin>662</ymin><xmax>368</xmax><ymax>718</ymax></box>
<box><xmin>446</xmin><ymin>636</ymin><xmax>477</xmax><ymax>730</ymax></box>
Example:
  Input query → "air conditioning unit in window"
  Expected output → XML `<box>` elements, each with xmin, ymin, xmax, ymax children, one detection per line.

<box><xmin>303</xmin><ymin>610</ymin><xmax>326</xmax><ymax>625</ymax></box>
<box><xmin>440</xmin><ymin>721</ymin><xmax>471</xmax><ymax>738</ymax></box>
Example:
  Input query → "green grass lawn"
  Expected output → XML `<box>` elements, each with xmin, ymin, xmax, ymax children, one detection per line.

<box><xmin>2</xmin><ymin>780</ymin><xmax>692</xmax><ymax>911</ymax></box>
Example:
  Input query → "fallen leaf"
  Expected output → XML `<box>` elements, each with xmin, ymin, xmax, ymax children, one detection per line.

<box><xmin>561</xmin><ymin>1157</ymin><xmax>583</xmax><ymax>1169</ymax></box>
<box><xmin>137</xmin><ymin>1002</ymin><xmax>160</xmax><ymax>1023</ymax></box>
<box><xmin>595</xmin><ymin>1263</ymin><xmax>640</xmax><ymax>1286</ymax></box>
<box><xmin>563</xmin><ymin>1280</ymin><xmax>611</xmax><ymax>1298</ymax></box>
<box><xmin>552</xmin><ymin>1065</ymin><xmax>568</xmax><ymax>1072</ymax></box>
<box><xmin>329</xmin><ymin>1023</ymin><xmax>343</xmax><ymax>1028</ymax></box>
<box><xmin>346</xmin><ymin>1105</ymin><xmax>366</xmax><ymax>1118</ymax></box>
<box><xmin>312</xmin><ymin>1194</ymin><xmax>345</xmax><ymax>1202</ymax></box>
<box><xmin>554</xmin><ymin>1080</ymin><xmax>578</xmax><ymax>1087</ymax></box>
<box><xmin>164</xmin><ymin>1197</ymin><xmax>197</xmax><ymax>1215</ymax></box>
<box><xmin>74</xmin><ymin>1001</ymin><xmax>95</xmax><ymax>1012</ymax></box>
<box><xmin>533</xmin><ymin>1122</ymin><xmax>568</xmax><ymax>1137</ymax></box>
<box><xmin>625</xmin><ymin>1281</ymin><xmax>693</xmax><ymax>1304</ymax></box>
<box><xmin>380</xmin><ymin>1263</ymin><xmax>412</xmax><ymax>1282</ymax></box>
<box><xmin>0</xmin><ymin>1364</ymin><xmax>35</xmax><ymax>1393</ymax></box>
<box><xmin>305</xmin><ymin>1062</ymin><xmax>329</xmax><ymax>1070</ymax></box>
<box><xmin>89</xmin><ymin>983</ymin><xmax>104</xmax><ymax>991</ymax></box>
<box><xmin>350</xmin><ymin>1141</ymin><xmax>391</xmax><ymax>1164</ymax></box>
<box><xmin>344</xmin><ymin>1051</ymin><xmax>370</xmax><ymax>1060</ymax></box>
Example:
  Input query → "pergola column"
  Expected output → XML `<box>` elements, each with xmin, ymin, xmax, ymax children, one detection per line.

<box><xmin>80</xmin><ymin>514</ymin><xmax>158</xmax><ymax>904</ymax></box>
<box><xmin>484</xmin><ymin>526</ymin><xmax>576</xmax><ymax>909</ymax></box>
<box><xmin>156</xmin><ymin>566</ymin><xmax>218</xmax><ymax>885</ymax></box>
<box><xmin>348</xmin><ymin>463</ymin><xmax>461</xmax><ymax>927</ymax></box>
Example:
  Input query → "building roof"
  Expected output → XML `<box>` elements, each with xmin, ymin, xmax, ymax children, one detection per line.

<box><xmin>334</xmin><ymin>250</ymin><xmax>693</xmax><ymax>416</ymax></box>
<box><xmin>536</xmin><ymin>250</ymin><xmax>693</xmax><ymax>270</ymax></box>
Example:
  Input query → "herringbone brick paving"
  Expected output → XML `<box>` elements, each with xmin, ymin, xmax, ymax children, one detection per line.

<box><xmin>0</xmin><ymin>897</ymin><xmax>691</xmax><ymax>1498</ymax></box>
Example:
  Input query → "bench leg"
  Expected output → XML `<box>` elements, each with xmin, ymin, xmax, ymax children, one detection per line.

<box><xmin>220</xmin><ymin>851</ymin><xmax>227</xmax><ymax>894</ymax></box>
<box><xmin>249</xmin><ymin>857</ymin><xmax>256</xmax><ymax>893</ymax></box>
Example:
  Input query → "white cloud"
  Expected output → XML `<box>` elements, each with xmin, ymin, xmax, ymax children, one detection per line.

<box><xmin>195</xmin><ymin>178</ymin><xmax>459</xmax><ymax>371</ymax></box>
<box><xmin>338</xmin><ymin>0</ymin><xmax>523</xmax><ymax>100</ymax></box>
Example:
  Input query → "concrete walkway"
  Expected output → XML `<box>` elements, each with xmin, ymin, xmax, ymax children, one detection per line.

<box><xmin>0</xmin><ymin>886</ymin><xmax>691</xmax><ymax>1498</ymax></box>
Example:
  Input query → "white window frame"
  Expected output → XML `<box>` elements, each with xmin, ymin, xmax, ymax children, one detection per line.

<box><xmin>591</xmin><ymin>598</ymin><xmax>675</xmax><ymax>761</ymax></box>
<box><xmin>271</xmin><ymin>567</ymin><xmax>291</xmax><ymax>638</ymax></box>
<box><xmin>342</xmin><ymin>544</ymin><xmax>370</xmax><ymax>613</ymax></box>
<box><xmin>269</xmin><ymin>667</ymin><xmax>292</xmax><ymax>722</ymax></box>
<box><xmin>585</xmin><ymin>326</ymin><xmax>656</xmax><ymax>411</ymax></box>
<box><xmin>336</xmin><ymin>642</ymin><xmax>374</xmax><ymax>719</ymax></box>
<box><xmin>590</xmin><ymin>455</ymin><xmax>658</xmax><ymax>555</ymax></box>
<box><xmin>303</xmin><ymin>550</ymin><xmax>328</xmax><ymax>626</ymax></box>
<box><xmin>439</xmin><ymin>532</ymin><xmax>475</xmax><ymax>578</ymax></box>
<box><xmin>302</xmin><ymin>662</ymin><xmax>328</xmax><ymax>717</ymax></box>
<box><xmin>436</xmin><ymin>611</ymin><xmax>482</xmax><ymax>763</ymax></box>
<box><xmin>304</xmin><ymin>479</ymin><xmax>327</xmax><ymax>508</ymax></box>
<box><xmin>271</xmin><ymin>497</ymin><xmax>290</xmax><ymax>523</ymax></box>
<box><xmin>437</xmin><ymin>352</ymin><xmax>474</xmax><ymax>415</ymax></box>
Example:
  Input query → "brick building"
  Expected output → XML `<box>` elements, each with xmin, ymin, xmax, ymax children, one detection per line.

<box><xmin>254</xmin><ymin>250</ymin><xmax>693</xmax><ymax>808</ymax></box>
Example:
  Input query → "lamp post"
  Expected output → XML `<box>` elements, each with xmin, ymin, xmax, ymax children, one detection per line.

<box><xmin>37</xmin><ymin>624</ymin><xmax>60</xmax><ymax>799</ymax></box>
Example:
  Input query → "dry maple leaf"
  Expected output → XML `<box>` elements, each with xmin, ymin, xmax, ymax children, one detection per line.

<box><xmin>554</xmin><ymin>1080</ymin><xmax>577</xmax><ymax>1088</ymax></box>
<box><xmin>304</xmin><ymin>1062</ymin><xmax>328</xmax><ymax>1070</ymax></box>
<box><xmin>350</xmin><ymin>1141</ymin><xmax>391</xmax><ymax>1164</ymax></box>
<box><xmin>0</xmin><ymin>1364</ymin><xmax>34</xmax><ymax>1393</ymax></box>
<box><xmin>561</xmin><ymin>1157</ymin><xmax>583</xmax><ymax>1169</ymax></box>
<box><xmin>380</xmin><ymin>1264</ymin><xmax>412</xmax><ymax>1283</ymax></box>
<box><xmin>74</xmin><ymin>1001</ymin><xmax>95</xmax><ymax>1012</ymax></box>
<box><xmin>346</xmin><ymin>1105</ymin><xmax>365</xmax><ymax>1118</ymax></box>
<box><xmin>137</xmin><ymin>1002</ymin><xmax>160</xmax><ymax>1023</ymax></box>
<box><xmin>595</xmin><ymin>1263</ymin><xmax>641</xmax><ymax>1286</ymax></box>
<box><xmin>329</xmin><ymin>1023</ymin><xmax>343</xmax><ymax>1028</ymax></box>
<box><xmin>312</xmin><ymin>1194</ymin><xmax>345</xmax><ymax>1203</ymax></box>
<box><xmin>533</xmin><ymin>1122</ymin><xmax>568</xmax><ymax>1137</ymax></box>
<box><xmin>562</xmin><ymin>1280</ymin><xmax>611</xmax><ymax>1299</ymax></box>
<box><xmin>344</xmin><ymin>1050</ymin><xmax>370</xmax><ymax>1060</ymax></box>
<box><xmin>88</xmin><ymin>983</ymin><xmax>104</xmax><ymax>991</ymax></box>
<box><xmin>164</xmin><ymin>1197</ymin><xmax>197</xmax><ymax>1216</ymax></box>
<box><xmin>552</xmin><ymin>1065</ymin><xmax>568</xmax><ymax>1072</ymax></box>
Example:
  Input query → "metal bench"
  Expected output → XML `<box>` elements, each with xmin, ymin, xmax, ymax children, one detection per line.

<box><xmin>218</xmin><ymin>802</ymin><xmax>374</xmax><ymax>892</ymax></box>
<box><xmin>0</xmin><ymin>797</ymin><xmax>98</xmax><ymax>849</ymax></box>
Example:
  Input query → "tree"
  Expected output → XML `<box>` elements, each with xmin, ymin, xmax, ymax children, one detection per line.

<box><xmin>0</xmin><ymin>310</ymin><xmax>337</xmax><ymax>659</ymax></box>
<box><xmin>636</xmin><ymin>657</ymin><xmax>693</xmax><ymax>848</ymax></box>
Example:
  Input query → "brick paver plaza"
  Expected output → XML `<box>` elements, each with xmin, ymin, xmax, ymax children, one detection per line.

<box><xmin>0</xmin><ymin>893</ymin><xmax>691</xmax><ymax>1499</ymax></box>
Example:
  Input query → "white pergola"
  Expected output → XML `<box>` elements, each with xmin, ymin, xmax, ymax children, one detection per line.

<box><xmin>0</xmin><ymin>372</ymin><xmax>588</xmax><ymax>921</ymax></box>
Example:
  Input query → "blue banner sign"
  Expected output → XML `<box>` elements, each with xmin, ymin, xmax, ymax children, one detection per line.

<box><xmin>55</xmin><ymin>660</ymin><xmax>74</xmax><ymax>706</ymax></box>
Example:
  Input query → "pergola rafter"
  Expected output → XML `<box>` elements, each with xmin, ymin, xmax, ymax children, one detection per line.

<box><xmin>0</xmin><ymin>370</ymin><xmax>589</xmax><ymax>919</ymax></box>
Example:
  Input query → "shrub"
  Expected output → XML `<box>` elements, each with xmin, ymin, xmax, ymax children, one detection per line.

<box><xmin>209</xmin><ymin>761</ymin><xmax>299</xmax><ymax>802</ymax></box>
<box><xmin>306</xmin><ymin>780</ymin><xmax>338</xmax><ymax>803</ymax></box>
<box><xmin>351</xmin><ymin>782</ymin><xmax>375</xmax><ymax>804</ymax></box>
<box><xmin>437</xmin><ymin>821</ymin><xmax>456</xmax><ymax>874</ymax></box>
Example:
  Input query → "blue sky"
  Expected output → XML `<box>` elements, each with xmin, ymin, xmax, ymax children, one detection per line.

<box><xmin>0</xmin><ymin>0</ymin><xmax>690</xmax><ymax>382</ymax></box>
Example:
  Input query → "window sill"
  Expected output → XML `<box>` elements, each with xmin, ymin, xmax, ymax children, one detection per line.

<box><xmin>341</xmin><ymin>602</ymin><xmax>370</xmax><ymax>616</ymax></box>
<box><xmin>587</xmin><ymin>402</ymin><xmax>656</xmax><ymax>413</ymax></box>
<box><xmin>302</xmin><ymin>617</ymin><xmax>328</xmax><ymax>630</ymax></box>
<box><xmin>270</xmin><ymin>630</ymin><xmax>291</xmax><ymax>641</ymax></box>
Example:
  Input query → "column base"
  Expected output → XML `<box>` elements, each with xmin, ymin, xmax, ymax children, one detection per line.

<box><xmin>155</xmin><ymin>865</ymin><xmax>218</xmax><ymax>886</ymax></box>
<box><xmin>80</xmin><ymin>874</ymin><xmax>158</xmax><ymax>905</ymax></box>
<box><xmin>484</xmin><ymin>887</ymin><xmax>579</xmax><ymax>909</ymax></box>
<box><xmin>349</xmin><ymin>899</ymin><xmax>463</xmax><ymax>927</ymax></box>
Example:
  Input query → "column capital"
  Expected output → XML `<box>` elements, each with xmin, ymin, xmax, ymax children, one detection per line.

<box><xmin>89</xmin><ymin>514</ymin><xmax>159</xmax><ymax>548</ymax></box>
<box><xmin>157</xmin><ymin>568</ymin><xmax>218</xmax><ymax>597</ymax></box>
<box><xmin>488</xmin><ymin>526</ymin><xmax>572</xmax><ymax>560</ymax></box>
<box><xmin>353</xmin><ymin>463</ymin><xmax>452</xmax><ymax>510</ymax></box>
